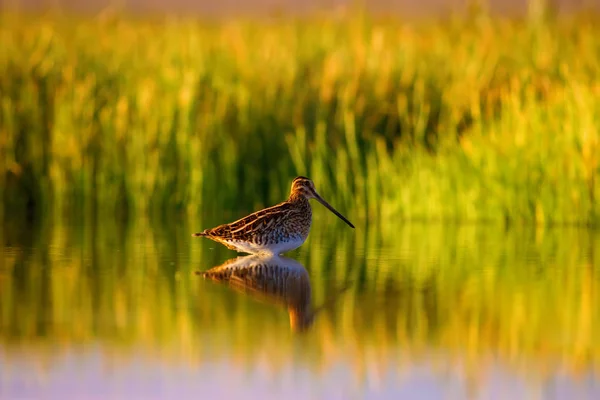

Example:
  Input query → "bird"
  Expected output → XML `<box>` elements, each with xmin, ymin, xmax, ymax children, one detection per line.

<box><xmin>192</xmin><ymin>176</ymin><xmax>354</xmax><ymax>255</ymax></box>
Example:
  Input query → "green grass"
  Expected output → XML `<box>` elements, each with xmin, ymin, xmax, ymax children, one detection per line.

<box><xmin>1</xmin><ymin>11</ymin><xmax>599</xmax><ymax>225</ymax></box>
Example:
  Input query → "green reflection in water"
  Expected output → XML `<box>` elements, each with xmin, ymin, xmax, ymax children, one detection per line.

<box><xmin>0</xmin><ymin>216</ymin><xmax>598</xmax><ymax>389</ymax></box>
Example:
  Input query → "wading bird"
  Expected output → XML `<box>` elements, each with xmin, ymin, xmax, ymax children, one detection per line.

<box><xmin>192</xmin><ymin>176</ymin><xmax>354</xmax><ymax>254</ymax></box>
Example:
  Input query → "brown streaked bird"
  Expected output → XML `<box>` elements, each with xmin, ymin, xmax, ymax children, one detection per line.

<box><xmin>192</xmin><ymin>176</ymin><xmax>354</xmax><ymax>255</ymax></box>
<box><xmin>198</xmin><ymin>254</ymin><xmax>350</xmax><ymax>332</ymax></box>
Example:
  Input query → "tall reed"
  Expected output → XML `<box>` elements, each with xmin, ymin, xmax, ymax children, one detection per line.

<box><xmin>1</xmin><ymin>12</ymin><xmax>599</xmax><ymax>225</ymax></box>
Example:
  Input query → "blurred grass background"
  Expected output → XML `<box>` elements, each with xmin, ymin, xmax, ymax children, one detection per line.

<box><xmin>1</xmin><ymin>4</ymin><xmax>599</xmax><ymax>226</ymax></box>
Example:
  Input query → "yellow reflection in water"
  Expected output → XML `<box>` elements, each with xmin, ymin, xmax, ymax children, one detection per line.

<box><xmin>0</xmin><ymin>218</ymin><xmax>598</xmax><ymax>394</ymax></box>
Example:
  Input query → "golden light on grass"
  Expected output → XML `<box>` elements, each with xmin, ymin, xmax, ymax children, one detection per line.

<box><xmin>0</xmin><ymin>12</ymin><xmax>599</xmax><ymax>225</ymax></box>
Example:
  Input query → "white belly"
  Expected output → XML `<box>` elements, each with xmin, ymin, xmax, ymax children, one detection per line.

<box><xmin>224</xmin><ymin>236</ymin><xmax>306</xmax><ymax>255</ymax></box>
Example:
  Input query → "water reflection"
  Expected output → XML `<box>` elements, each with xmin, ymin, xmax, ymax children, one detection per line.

<box><xmin>199</xmin><ymin>254</ymin><xmax>347</xmax><ymax>332</ymax></box>
<box><xmin>0</xmin><ymin>218</ymin><xmax>598</xmax><ymax>399</ymax></box>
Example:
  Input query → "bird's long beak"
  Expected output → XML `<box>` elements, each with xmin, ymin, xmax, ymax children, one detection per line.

<box><xmin>314</xmin><ymin>193</ymin><xmax>355</xmax><ymax>228</ymax></box>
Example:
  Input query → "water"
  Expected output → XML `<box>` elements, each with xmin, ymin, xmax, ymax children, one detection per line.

<box><xmin>1</xmin><ymin>214</ymin><xmax>598</xmax><ymax>399</ymax></box>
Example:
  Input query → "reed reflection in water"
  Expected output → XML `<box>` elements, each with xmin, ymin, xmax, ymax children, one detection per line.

<box><xmin>0</xmin><ymin>216</ymin><xmax>599</xmax><ymax>399</ymax></box>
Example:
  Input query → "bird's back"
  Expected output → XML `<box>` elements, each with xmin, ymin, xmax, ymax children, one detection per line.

<box><xmin>195</xmin><ymin>198</ymin><xmax>312</xmax><ymax>254</ymax></box>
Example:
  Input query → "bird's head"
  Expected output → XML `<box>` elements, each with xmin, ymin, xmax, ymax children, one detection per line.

<box><xmin>289</xmin><ymin>176</ymin><xmax>354</xmax><ymax>228</ymax></box>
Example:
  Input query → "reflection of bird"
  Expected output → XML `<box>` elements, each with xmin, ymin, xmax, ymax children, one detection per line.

<box><xmin>192</xmin><ymin>176</ymin><xmax>354</xmax><ymax>255</ymax></box>
<box><xmin>199</xmin><ymin>254</ymin><xmax>349</xmax><ymax>333</ymax></box>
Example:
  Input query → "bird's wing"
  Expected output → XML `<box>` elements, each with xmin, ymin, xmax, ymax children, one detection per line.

<box><xmin>204</xmin><ymin>201</ymin><xmax>293</xmax><ymax>240</ymax></box>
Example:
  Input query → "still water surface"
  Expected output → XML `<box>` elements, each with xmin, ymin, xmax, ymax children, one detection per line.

<box><xmin>1</xmin><ymin>214</ymin><xmax>598</xmax><ymax>399</ymax></box>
